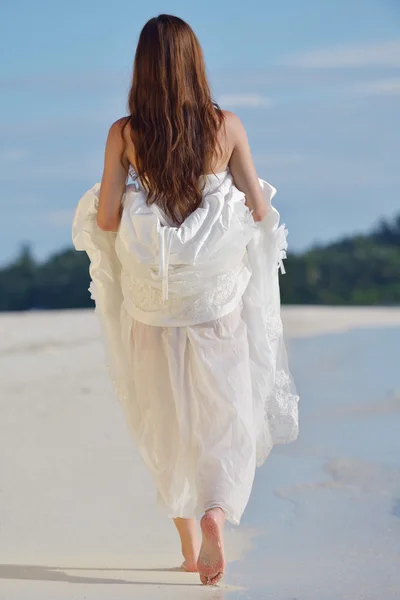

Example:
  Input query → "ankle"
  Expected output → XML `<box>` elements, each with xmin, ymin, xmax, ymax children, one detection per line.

<box><xmin>182</xmin><ymin>539</ymin><xmax>199</xmax><ymax>552</ymax></box>
<box><xmin>204</xmin><ymin>506</ymin><xmax>225</xmax><ymax>521</ymax></box>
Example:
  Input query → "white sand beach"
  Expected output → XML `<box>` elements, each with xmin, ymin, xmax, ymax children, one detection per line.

<box><xmin>1</xmin><ymin>306</ymin><xmax>400</xmax><ymax>599</ymax></box>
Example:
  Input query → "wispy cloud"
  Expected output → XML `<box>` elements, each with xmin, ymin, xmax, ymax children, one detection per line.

<box><xmin>0</xmin><ymin>112</ymin><xmax>114</xmax><ymax>136</ymax></box>
<box><xmin>217</xmin><ymin>94</ymin><xmax>273</xmax><ymax>108</ymax></box>
<box><xmin>24</xmin><ymin>209</ymin><xmax>76</xmax><ymax>227</ymax></box>
<box><xmin>0</xmin><ymin>158</ymin><xmax>101</xmax><ymax>184</ymax></box>
<box><xmin>0</xmin><ymin>148</ymin><xmax>30</xmax><ymax>162</ymax></box>
<box><xmin>0</xmin><ymin>71</ymin><xmax>128</xmax><ymax>92</ymax></box>
<box><xmin>282</xmin><ymin>40</ymin><xmax>400</xmax><ymax>69</ymax></box>
<box><xmin>46</xmin><ymin>209</ymin><xmax>75</xmax><ymax>227</ymax></box>
<box><xmin>353</xmin><ymin>77</ymin><xmax>400</xmax><ymax>95</ymax></box>
<box><xmin>254</xmin><ymin>154</ymin><xmax>306</xmax><ymax>168</ymax></box>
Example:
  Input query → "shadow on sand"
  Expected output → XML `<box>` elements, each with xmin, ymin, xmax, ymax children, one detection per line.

<box><xmin>0</xmin><ymin>563</ymin><xmax>205</xmax><ymax>586</ymax></box>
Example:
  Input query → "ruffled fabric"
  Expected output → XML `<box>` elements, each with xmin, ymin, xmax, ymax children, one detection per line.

<box><xmin>241</xmin><ymin>180</ymin><xmax>299</xmax><ymax>465</ymax></box>
<box><xmin>72</xmin><ymin>171</ymin><xmax>299</xmax><ymax>476</ymax></box>
<box><xmin>115</xmin><ymin>170</ymin><xmax>255</xmax><ymax>326</ymax></box>
<box><xmin>72</xmin><ymin>184</ymin><xmax>139</xmax><ymax>436</ymax></box>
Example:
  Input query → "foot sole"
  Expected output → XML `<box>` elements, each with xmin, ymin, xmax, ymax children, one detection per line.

<box><xmin>197</xmin><ymin>510</ymin><xmax>225</xmax><ymax>585</ymax></box>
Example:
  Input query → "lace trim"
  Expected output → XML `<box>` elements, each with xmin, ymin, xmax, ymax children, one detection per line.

<box><xmin>266</xmin><ymin>369</ymin><xmax>299</xmax><ymax>441</ymax></box>
<box><xmin>121</xmin><ymin>263</ymin><xmax>248</xmax><ymax>322</ymax></box>
<box><xmin>265</xmin><ymin>306</ymin><xmax>284</xmax><ymax>341</ymax></box>
<box><xmin>255</xmin><ymin>368</ymin><xmax>299</xmax><ymax>466</ymax></box>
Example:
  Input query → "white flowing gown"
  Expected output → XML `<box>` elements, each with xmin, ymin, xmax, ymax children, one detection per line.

<box><xmin>72</xmin><ymin>168</ymin><xmax>299</xmax><ymax>525</ymax></box>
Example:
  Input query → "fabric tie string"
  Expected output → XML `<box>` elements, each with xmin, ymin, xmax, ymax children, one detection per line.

<box><xmin>158</xmin><ymin>226</ymin><xmax>175</xmax><ymax>301</ymax></box>
<box><xmin>275</xmin><ymin>224</ymin><xmax>288</xmax><ymax>274</ymax></box>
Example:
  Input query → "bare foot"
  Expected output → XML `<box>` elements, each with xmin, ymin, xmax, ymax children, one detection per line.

<box><xmin>180</xmin><ymin>558</ymin><xmax>198</xmax><ymax>572</ymax></box>
<box><xmin>197</xmin><ymin>507</ymin><xmax>226</xmax><ymax>585</ymax></box>
<box><xmin>173</xmin><ymin>517</ymin><xmax>200</xmax><ymax>573</ymax></box>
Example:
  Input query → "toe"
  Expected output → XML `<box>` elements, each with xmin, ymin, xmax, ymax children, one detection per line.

<box><xmin>209</xmin><ymin>571</ymin><xmax>224</xmax><ymax>585</ymax></box>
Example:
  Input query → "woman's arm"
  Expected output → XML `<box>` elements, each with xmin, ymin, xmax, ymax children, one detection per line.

<box><xmin>226</xmin><ymin>112</ymin><xmax>267</xmax><ymax>222</ymax></box>
<box><xmin>97</xmin><ymin>118</ymin><xmax>129</xmax><ymax>231</ymax></box>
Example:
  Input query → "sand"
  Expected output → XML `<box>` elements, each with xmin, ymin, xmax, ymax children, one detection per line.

<box><xmin>283</xmin><ymin>305</ymin><xmax>400</xmax><ymax>338</ymax></box>
<box><xmin>1</xmin><ymin>306</ymin><xmax>399</xmax><ymax>599</ymax></box>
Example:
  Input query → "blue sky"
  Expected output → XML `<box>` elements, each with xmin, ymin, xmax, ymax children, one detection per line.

<box><xmin>1</xmin><ymin>0</ymin><xmax>399</xmax><ymax>264</ymax></box>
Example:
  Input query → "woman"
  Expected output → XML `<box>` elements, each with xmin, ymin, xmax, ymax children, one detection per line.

<box><xmin>73</xmin><ymin>14</ymin><xmax>299</xmax><ymax>586</ymax></box>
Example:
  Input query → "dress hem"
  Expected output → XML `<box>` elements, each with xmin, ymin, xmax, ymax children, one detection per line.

<box><xmin>163</xmin><ymin>503</ymin><xmax>241</xmax><ymax>527</ymax></box>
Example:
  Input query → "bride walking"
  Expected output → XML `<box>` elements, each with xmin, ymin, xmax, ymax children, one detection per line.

<box><xmin>73</xmin><ymin>13</ymin><xmax>299</xmax><ymax>586</ymax></box>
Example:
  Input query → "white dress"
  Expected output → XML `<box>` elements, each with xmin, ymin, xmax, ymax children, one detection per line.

<box><xmin>72</xmin><ymin>168</ymin><xmax>299</xmax><ymax>525</ymax></box>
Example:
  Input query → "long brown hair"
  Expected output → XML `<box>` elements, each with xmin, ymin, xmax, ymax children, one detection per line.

<box><xmin>121</xmin><ymin>14</ymin><xmax>225</xmax><ymax>224</ymax></box>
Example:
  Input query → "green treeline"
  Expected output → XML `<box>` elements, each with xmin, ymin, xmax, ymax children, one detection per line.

<box><xmin>0</xmin><ymin>246</ymin><xmax>92</xmax><ymax>311</ymax></box>
<box><xmin>279</xmin><ymin>214</ymin><xmax>400</xmax><ymax>305</ymax></box>
<box><xmin>0</xmin><ymin>214</ymin><xmax>399</xmax><ymax>311</ymax></box>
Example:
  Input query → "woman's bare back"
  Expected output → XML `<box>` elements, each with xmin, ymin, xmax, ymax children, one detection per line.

<box><xmin>121</xmin><ymin>110</ymin><xmax>230</xmax><ymax>175</ymax></box>
<box><xmin>97</xmin><ymin>110</ymin><xmax>267</xmax><ymax>232</ymax></box>
<box><xmin>121</xmin><ymin>110</ymin><xmax>267</xmax><ymax>220</ymax></box>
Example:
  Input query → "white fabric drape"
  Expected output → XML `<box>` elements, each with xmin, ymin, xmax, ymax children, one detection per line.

<box><xmin>72</xmin><ymin>170</ymin><xmax>299</xmax><ymax>524</ymax></box>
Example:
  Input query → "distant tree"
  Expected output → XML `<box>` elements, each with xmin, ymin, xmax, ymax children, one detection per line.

<box><xmin>280</xmin><ymin>218</ymin><xmax>400</xmax><ymax>305</ymax></box>
<box><xmin>34</xmin><ymin>249</ymin><xmax>93</xmax><ymax>309</ymax></box>
<box><xmin>0</xmin><ymin>244</ymin><xmax>36</xmax><ymax>310</ymax></box>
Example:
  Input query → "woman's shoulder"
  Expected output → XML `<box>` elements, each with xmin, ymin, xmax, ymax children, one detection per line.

<box><xmin>103</xmin><ymin>117</ymin><xmax>131</xmax><ymax>152</ymax></box>
<box><xmin>107</xmin><ymin>116</ymin><xmax>131</xmax><ymax>138</ymax></box>
<box><xmin>221</xmin><ymin>109</ymin><xmax>244</xmax><ymax>129</ymax></box>
<box><xmin>110</xmin><ymin>112</ymin><xmax>245</xmax><ymax>143</ymax></box>
<box><xmin>221</xmin><ymin>110</ymin><xmax>247</xmax><ymax>141</ymax></box>
<box><xmin>106</xmin><ymin>117</ymin><xmax>137</xmax><ymax>171</ymax></box>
